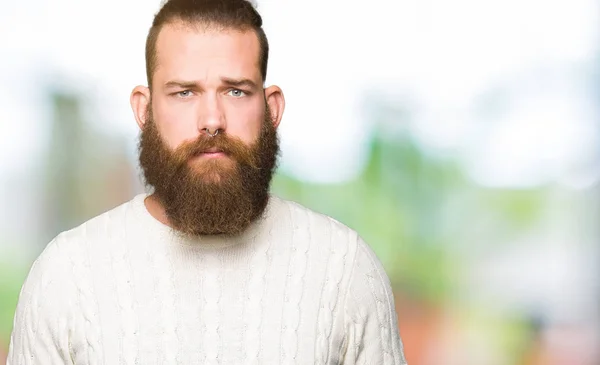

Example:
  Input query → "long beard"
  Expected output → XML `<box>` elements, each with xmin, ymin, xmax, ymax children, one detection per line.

<box><xmin>138</xmin><ymin>105</ymin><xmax>279</xmax><ymax>237</ymax></box>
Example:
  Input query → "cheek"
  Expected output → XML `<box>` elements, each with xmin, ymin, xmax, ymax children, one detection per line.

<box><xmin>152</xmin><ymin>99</ymin><xmax>199</xmax><ymax>149</ymax></box>
<box><xmin>225</xmin><ymin>102</ymin><xmax>264</xmax><ymax>144</ymax></box>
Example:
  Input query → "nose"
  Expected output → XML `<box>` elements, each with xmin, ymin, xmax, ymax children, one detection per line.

<box><xmin>197</xmin><ymin>93</ymin><xmax>226</xmax><ymax>136</ymax></box>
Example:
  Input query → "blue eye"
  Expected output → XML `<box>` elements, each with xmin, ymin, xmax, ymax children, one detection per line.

<box><xmin>228</xmin><ymin>89</ymin><xmax>246</xmax><ymax>97</ymax></box>
<box><xmin>178</xmin><ymin>90</ymin><xmax>192</xmax><ymax>97</ymax></box>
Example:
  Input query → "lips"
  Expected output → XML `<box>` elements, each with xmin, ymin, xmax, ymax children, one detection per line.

<box><xmin>191</xmin><ymin>148</ymin><xmax>224</xmax><ymax>157</ymax></box>
<box><xmin>189</xmin><ymin>148</ymin><xmax>227</xmax><ymax>160</ymax></box>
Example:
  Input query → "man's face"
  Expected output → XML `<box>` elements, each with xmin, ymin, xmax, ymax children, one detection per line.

<box><xmin>151</xmin><ymin>22</ymin><xmax>266</xmax><ymax>151</ymax></box>
<box><xmin>136</xmin><ymin>22</ymin><xmax>281</xmax><ymax>237</ymax></box>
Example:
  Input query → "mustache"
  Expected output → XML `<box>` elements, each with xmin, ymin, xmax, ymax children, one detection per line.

<box><xmin>171</xmin><ymin>132</ymin><xmax>258</xmax><ymax>168</ymax></box>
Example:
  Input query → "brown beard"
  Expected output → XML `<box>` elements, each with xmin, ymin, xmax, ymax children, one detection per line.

<box><xmin>138</xmin><ymin>104</ymin><xmax>280</xmax><ymax>237</ymax></box>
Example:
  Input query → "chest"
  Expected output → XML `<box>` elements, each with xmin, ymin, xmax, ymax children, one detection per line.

<box><xmin>70</xmin><ymin>248</ymin><xmax>349</xmax><ymax>365</ymax></box>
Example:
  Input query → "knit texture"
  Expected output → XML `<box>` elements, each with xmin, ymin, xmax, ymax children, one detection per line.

<box><xmin>8</xmin><ymin>194</ymin><xmax>407</xmax><ymax>364</ymax></box>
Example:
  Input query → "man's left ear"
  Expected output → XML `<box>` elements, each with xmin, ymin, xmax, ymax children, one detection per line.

<box><xmin>264</xmin><ymin>85</ymin><xmax>285</xmax><ymax>128</ymax></box>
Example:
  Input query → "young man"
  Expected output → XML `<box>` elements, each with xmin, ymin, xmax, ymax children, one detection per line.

<box><xmin>8</xmin><ymin>0</ymin><xmax>407</xmax><ymax>363</ymax></box>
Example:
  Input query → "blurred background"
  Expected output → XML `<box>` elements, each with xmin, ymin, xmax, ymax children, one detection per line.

<box><xmin>1</xmin><ymin>0</ymin><xmax>599</xmax><ymax>364</ymax></box>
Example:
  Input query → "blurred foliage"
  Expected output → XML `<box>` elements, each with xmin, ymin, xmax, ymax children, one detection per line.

<box><xmin>0</xmin><ymin>257</ymin><xmax>27</xmax><ymax>344</ymax></box>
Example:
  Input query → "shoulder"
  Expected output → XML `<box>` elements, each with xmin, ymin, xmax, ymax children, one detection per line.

<box><xmin>20</xmin><ymin>195</ymin><xmax>140</xmax><ymax>299</ymax></box>
<box><xmin>270</xmin><ymin>195</ymin><xmax>381</xmax><ymax>286</ymax></box>
<box><xmin>344</xmin><ymin>235</ymin><xmax>397</xmax><ymax>334</ymax></box>
<box><xmin>24</xmin><ymin>195</ymin><xmax>140</xmax><ymax>285</ymax></box>
<box><xmin>272</xmin><ymin>195</ymin><xmax>359</xmax><ymax>239</ymax></box>
<box><xmin>13</xmin><ymin>232</ymin><xmax>80</xmax><ymax>333</ymax></box>
<box><xmin>50</xmin><ymin>194</ymin><xmax>141</xmax><ymax>253</ymax></box>
<box><xmin>68</xmin><ymin>194</ymin><xmax>140</xmax><ymax>239</ymax></box>
<box><xmin>272</xmin><ymin>195</ymin><xmax>362</xmax><ymax>251</ymax></box>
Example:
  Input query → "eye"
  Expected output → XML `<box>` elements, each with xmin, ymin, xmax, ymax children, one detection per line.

<box><xmin>177</xmin><ymin>90</ymin><xmax>192</xmax><ymax>98</ymax></box>
<box><xmin>228</xmin><ymin>89</ymin><xmax>246</xmax><ymax>97</ymax></box>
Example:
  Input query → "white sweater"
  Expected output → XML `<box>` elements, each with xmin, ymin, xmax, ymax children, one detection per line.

<box><xmin>8</xmin><ymin>194</ymin><xmax>407</xmax><ymax>364</ymax></box>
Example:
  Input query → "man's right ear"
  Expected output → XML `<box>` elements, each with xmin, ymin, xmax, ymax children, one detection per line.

<box><xmin>130</xmin><ymin>86</ymin><xmax>151</xmax><ymax>130</ymax></box>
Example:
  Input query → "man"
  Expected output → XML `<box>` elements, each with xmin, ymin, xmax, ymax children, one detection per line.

<box><xmin>8</xmin><ymin>0</ymin><xmax>407</xmax><ymax>363</ymax></box>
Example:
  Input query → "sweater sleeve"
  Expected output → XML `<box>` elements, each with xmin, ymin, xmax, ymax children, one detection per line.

<box><xmin>7</xmin><ymin>235</ymin><xmax>75</xmax><ymax>365</ymax></box>
<box><xmin>342</xmin><ymin>236</ymin><xmax>408</xmax><ymax>365</ymax></box>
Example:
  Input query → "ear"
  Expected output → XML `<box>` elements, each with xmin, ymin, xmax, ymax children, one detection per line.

<box><xmin>264</xmin><ymin>85</ymin><xmax>285</xmax><ymax>129</ymax></box>
<box><xmin>130</xmin><ymin>85</ymin><xmax>151</xmax><ymax>130</ymax></box>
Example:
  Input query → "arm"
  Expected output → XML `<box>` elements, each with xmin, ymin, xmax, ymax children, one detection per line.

<box><xmin>342</xmin><ymin>237</ymin><xmax>407</xmax><ymax>365</ymax></box>
<box><xmin>7</xmin><ymin>236</ymin><xmax>75</xmax><ymax>365</ymax></box>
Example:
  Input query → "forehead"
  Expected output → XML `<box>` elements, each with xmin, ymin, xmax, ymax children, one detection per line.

<box><xmin>154</xmin><ymin>22</ymin><xmax>262</xmax><ymax>84</ymax></box>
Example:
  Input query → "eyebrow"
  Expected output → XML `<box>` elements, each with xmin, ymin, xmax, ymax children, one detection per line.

<box><xmin>163</xmin><ymin>78</ymin><xmax>259</xmax><ymax>90</ymax></box>
<box><xmin>164</xmin><ymin>80</ymin><xmax>199</xmax><ymax>90</ymax></box>
<box><xmin>220</xmin><ymin>77</ymin><xmax>259</xmax><ymax>90</ymax></box>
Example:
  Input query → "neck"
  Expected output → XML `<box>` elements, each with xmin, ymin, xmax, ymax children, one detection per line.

<box><xmin>144</xmin><ymin>194</ymin><xmax>172</xmax><ymax>227</ymax></box>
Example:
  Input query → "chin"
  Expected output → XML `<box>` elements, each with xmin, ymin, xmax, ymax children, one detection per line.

<box><xmin>200</xmin><ymin>171</ymin><xmax>226</xmax><ymax>184</ymax></box>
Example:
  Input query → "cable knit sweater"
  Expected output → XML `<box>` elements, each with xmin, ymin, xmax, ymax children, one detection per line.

<box><xmin>8</xmin><ymin>194</ymin><xmax>407</xmax><ymax>364</ymax></box>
